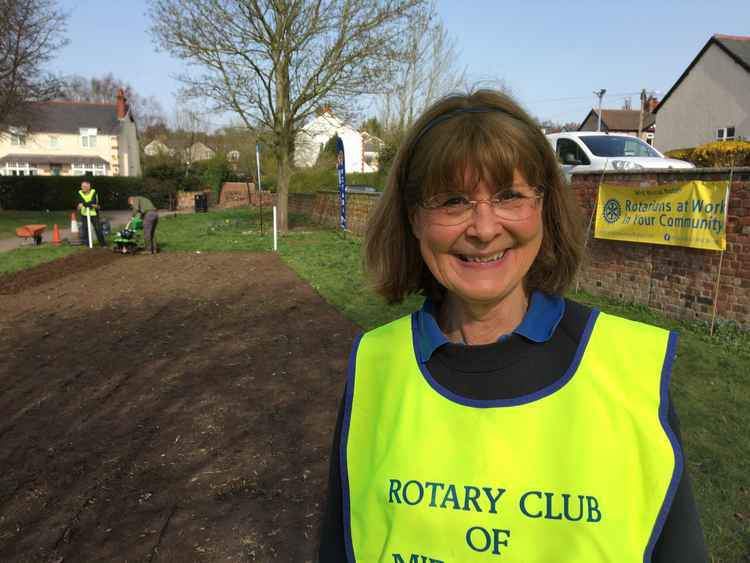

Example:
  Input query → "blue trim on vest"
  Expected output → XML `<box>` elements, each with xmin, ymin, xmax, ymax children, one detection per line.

<box><xmin>340</xmin><ymin>332</ymin><xmax>363</xmax><ymax>563</ymax></box>
<box><xmin>415</xmin><ymin>290</ymin><xmax>566</xmax><ymax>362</ymax></box>
<box><xmin>411</xmin><ymin>308</ymin><xmax>600</xmax><ymax>408</ymax></box>
<box><xmin>644</xmin><ymin>331</ymin><xmax>684</xmax><ymax>563</ymax></box>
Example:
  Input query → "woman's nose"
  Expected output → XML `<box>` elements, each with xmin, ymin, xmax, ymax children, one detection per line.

<box><xmin>465</xmin><ymin>201</ymin><xmax>503</xmax><ymax>241</ymax></box>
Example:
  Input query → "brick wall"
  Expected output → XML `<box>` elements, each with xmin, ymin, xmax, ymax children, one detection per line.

<box><xmin>289</xmin><ymin>191</ymin><xmax>379</xmax><ymax>235</ymax></box>
<box><xmin>288</xmin><ymin>193</ymin><xmax>316</xmax><ymax>216</ymax></box>
<box><xmin>290</xmin><ymin>168</ymin><xmax>750</xmax><ymax>327</ymax></box>
<box><xmin>176</xmin><ymin>189</ymin><xmax>214</xmax><ymax>211</ymax></box>
<box><xmin>218</xmin><ymin>182</ymin><xmax>256</xmax><ymax>208</ymax></box>
<box><xmin>250</xmin><ymin>191</ymin><xmax>276</xmax><ymax>207</ymax></box>
<box><xmin>570</xmin><ymin>167</ymin><xmax>750</xmax><ymax>327</ymax></box>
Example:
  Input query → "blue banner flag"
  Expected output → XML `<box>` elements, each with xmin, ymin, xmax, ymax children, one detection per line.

<box><xmin>336</xmin><ymin>136</ymin><xmax>347</xmax><ymax>230</ymax></box>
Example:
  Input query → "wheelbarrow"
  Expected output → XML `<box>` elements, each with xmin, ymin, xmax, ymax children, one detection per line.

<box><xmin>15</xmin><ymin>224</ymin><xmax>47</xmax><ymax>245</ymax></box>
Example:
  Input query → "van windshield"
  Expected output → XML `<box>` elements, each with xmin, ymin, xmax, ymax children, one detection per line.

<box><xmin>580</xmin><ymin>136</ymin><xmax>660</xmax><ymax>158</ymax></box>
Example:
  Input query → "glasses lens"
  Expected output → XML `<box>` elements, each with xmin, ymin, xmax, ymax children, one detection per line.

<box><xmin>423</xmin><ymin>190</ymin><xmax>541</xmax><ymax>225</ymax></box>
<box><xmin>423</xmin><ymin>193</ymin><xmax>471</xmax><ymax>225</ymax></box>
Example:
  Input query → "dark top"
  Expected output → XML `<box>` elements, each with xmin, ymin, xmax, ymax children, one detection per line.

<box><xmin>318</xmin><ymin>294</ymin><xmax>708</xmax><ymax>562</ymax></box>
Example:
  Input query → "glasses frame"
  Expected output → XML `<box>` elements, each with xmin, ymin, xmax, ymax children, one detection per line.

<box><xmin>420</xmin><ymin>186</ymin><xmax>545</xmax><ymax>224</ymax></box>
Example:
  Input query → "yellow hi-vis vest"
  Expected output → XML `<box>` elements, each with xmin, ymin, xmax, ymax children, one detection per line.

<box><xmin>79</xmin><ymin>189</ymin><xmax>98</xmax><ymax>217</ymax></box>
<box><xmin>341</xmin><ymin>311</ymin><xmax>682</xmax><ymax>563</ymax></box>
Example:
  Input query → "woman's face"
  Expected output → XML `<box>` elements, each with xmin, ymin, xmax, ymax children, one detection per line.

<box><xmin>412</xmin><ymin>168</ymin><xmax>543</xmax><ymax>310</ymax></box>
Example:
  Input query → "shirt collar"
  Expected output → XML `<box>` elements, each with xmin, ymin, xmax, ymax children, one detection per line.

<box><xmin>414</xmin><ymin>290</ymin><xmax>565</xmax><ymax>363</ymax></box>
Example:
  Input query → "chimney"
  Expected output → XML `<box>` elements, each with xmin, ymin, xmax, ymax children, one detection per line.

<box><xmin>316</xmin><ymin>104</ymin><xmax>332</xmax><ymax>116</ymax></box>
<box><xmin>646</xmin><ymin>96</ymin><xmax>659</xmax><ymax>113</ymax></box>
<box><xmin>116</xmin><ymin>88</ymin><xmax>127</xmax><ymax>119</ymax></box>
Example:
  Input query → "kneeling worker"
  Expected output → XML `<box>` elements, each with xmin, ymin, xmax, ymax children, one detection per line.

<box><xmin>127</xmin><ymin>195</ymin><xmax>160</xmax><ymax>254</ymax></box>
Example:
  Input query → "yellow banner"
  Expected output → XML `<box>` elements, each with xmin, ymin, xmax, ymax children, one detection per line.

<box><xmin>594</xmin><ymin>181</ymin><xmax>728</xmax><ymax>251</ymax></box>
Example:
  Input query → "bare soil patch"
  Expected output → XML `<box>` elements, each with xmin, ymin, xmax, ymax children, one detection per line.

<box><xmin>0</xmin><ymin>251</ymin><xmax>359</xmax><ymax>562</ymax></box>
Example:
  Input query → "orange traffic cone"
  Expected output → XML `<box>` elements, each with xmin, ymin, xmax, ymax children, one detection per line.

<box><xmin>52</xmin><ymin>224</ymin><xmax>61</xmax><ymax>246</ymax></box>
<box><xmin>70</xmin><ymin>212</ymin><xmax>78</xmax><ymax>234</ymax></box>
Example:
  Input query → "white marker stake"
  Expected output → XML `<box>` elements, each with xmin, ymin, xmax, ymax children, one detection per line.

<box><xmin>272</xmin><ymin>206</ymin><xmax>278</xmax><ymax>251</ymax></box>
<box><xmin>86</xmin><ymin>213</ymin><xmax>93</xmax><ymax>248</ymax></box>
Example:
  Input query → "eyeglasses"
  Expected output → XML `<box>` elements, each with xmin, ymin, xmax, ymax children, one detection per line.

<box><xmin>420</xmin><ymin>187</ymin><xmax>544</xmax><ymax>225</ymax></box>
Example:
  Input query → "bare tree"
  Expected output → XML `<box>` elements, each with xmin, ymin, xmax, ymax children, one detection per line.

<box><xmin>60</xmin><ymin>73</ymin><xmax>167</xmax><ymax>129</ymax></box>
<box><xmin>377</xmin><ymin>2</ymin><xmax>466</xmax><ymax>134</ymax></box>
<box><xmin>170</xmin><ymin>106</ymin><xmax>213</xmax><ymax>169</ymax></box>
<box><xmin>148</xmin><ymin>0</ymin><xmax>424</xmax><ymax>231</ymax></box>
<box><xmin>0</xmin><ymin>0</ymin><xmax>68</xmax><ymax>131</ymax></box>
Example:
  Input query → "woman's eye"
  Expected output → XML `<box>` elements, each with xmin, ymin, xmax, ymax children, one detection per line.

<box><xmin>440</xmin><ymin>195</ymin><xmax>470</xmax><ymax>207</ymax></box>
<box><xmin>493</xmin><ymin>190</ymin><xmax>522</xmax><ymax>202</ymax></box>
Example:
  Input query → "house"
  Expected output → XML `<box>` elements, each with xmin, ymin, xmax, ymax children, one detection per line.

<box><xmin>578</xmin><ymin>105</ymin><xmax>657</xmax><ymax>145</ymax></box>
<box><xmin>0</xmin><ymin>89</ymin><xmax>141</xmax><ymax>176</ymax></box>
<box><xmin>294</xmin><ymin>110</ymin><xmax>378</xmax><ymax>174</ymax></box>
<box><xmin>186</xmin><ymin>141</ymin><xmax>215</xmax><ymax>163</ymax></box>
<box><xmin>653</xmin><ymin>34</ymin><xmax>750</xmax><ymax>152</ymax></box>
<box><xmin>361</xmin><ymin>131</ymin><xmax>384</xmax><ymax>170</ymax></box>
<box><xmin>143</xmin><ymin>139</ymin><xmax>175</xmax><ymax>157</ymax></box>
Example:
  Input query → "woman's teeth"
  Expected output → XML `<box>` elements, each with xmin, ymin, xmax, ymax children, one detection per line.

<box><xmin>460</xmin><ymin>251</ymin><xmax>506</xmax><ymax>263</ymax></box>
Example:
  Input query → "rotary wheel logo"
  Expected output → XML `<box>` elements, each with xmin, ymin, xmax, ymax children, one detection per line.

<box><xmin>603</xmin><ymin>199</ymin><xmax>621</xmax><ymax>224</ymax></box>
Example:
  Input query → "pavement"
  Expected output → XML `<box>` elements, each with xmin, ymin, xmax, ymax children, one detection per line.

<box><xmin>0</xmin><ymin>209</ymin><xmax>187</xmax><ymax>253</ymax></box>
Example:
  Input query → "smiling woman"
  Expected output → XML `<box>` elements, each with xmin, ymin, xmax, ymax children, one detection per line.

<box><xmin>318</xmin><ymin>90</ymin><xmax>708</xmax><ymax>563</ymax></box>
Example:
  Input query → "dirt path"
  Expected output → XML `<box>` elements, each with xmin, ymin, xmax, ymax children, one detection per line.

<box><xmin>0</xmin><ymin>251</ymin><xmax>359</xmax><ymax>562</ymax></box>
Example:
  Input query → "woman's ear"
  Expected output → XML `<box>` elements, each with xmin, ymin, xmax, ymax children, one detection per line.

<box><xmin>409</xmin><ymin>209</ymin><xmax>423</xmax><ymax>240</ymax></box>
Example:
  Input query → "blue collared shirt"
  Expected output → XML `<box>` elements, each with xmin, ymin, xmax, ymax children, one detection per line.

<box><xmin>414</xmin><ymin>290</ymin><xmax>566</xmax><ymax>363</ymax></box>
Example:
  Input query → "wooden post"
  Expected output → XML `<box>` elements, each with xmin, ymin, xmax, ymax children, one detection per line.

<box><xmin>710</xmin><ymin>161</ymin><xmax>735</xmax><ymax>336</ymax></box>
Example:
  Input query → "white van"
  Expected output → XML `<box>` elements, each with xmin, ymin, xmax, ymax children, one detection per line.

<box><xmin>545</xmin><ymin>132</ymin><xmax>694</xmax><ymax>181</ymax></box>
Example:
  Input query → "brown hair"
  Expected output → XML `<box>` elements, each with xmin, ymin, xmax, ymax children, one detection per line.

<box><xmin>364</xmin><ymin>89</ymin><xmax>584</xmax><ymax>303</ymax></box>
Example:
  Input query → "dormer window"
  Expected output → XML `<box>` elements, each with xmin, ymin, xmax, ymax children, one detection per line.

<box><xmin>10</xmin><ymin>127</ymin><xmax>27</xmax><ymax>146</ymax></box>
<box><xmin>80</xmin><ymin>128</ymin><xmax>97</xmax><ymax>148</ymax></box>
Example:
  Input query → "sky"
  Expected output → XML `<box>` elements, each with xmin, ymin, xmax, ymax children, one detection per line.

<box><xmin>51</xmin><ymin>0</ymin><xmax>750</xmax><ymax>129</ymax></box>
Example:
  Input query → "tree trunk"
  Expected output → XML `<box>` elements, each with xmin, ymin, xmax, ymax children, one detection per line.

<box><xmin>276</xmin><ymin>149</ymin><xmax>291</xmax><ymax>232</ymax></box>
<box><xmin>273</xmin><ymin>43</ymin><xmax>292</xmax><ymax>233</ymax></box>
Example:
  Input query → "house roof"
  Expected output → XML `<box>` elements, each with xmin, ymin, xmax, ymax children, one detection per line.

<box><xmin>654</xmin><ymin>34</ymin><xmax>750</xmax><ymax>113</ymax></box>
<box><xmin>578</xmin><ymin>109</ymin><xmax>655</xmax><ymax>132</ymax></box>
<box><xmin>19</xmin><ymin>100</ymin><xmax>128</xmax><ymax>134</ymax></box>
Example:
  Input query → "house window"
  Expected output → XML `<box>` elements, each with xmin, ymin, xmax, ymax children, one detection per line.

<box><xmin>80</xmin><ymin>128</ymin><xmax>97</xmax><ymax>148</ymax></box>
<box><xmin>717</xmin><ymin>127</ymin><xmax>735</xmax><ymax>141</ymax></box>
<box><xmin>49</xmin><ymin>136</ymin><xmax>61</xmax><ymax>149</ymax></box>
<box><xmin>1</xmin><ymin>161</ymin><xmax>36</xmax><ymax>176</ymax></box>
<box><xmin>9</xmin><ymin>127</ymin><xmax>27</xmax><ymax>146</ymax></box>
<box><xmin>72</xmin><ymin>162</ymin><xmax>106</xmax><ymax>176</ymax></box>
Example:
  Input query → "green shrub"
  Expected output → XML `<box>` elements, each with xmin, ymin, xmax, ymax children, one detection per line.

<box><xmin>378</xmin><ymin>141</ymin><xmax>399</xmax><ymax>177</ymax></box>
<box><xmin>141</xmin><ymin>177</ymin><xmax>178</xmax><ymax>209</ymax></box>
<box><xmin>0</xmin><ymin>176</ymin><xmax>143</xmax><ymax>210</ymax></box>
<box><xmin>347</xmin><ymin>172</ymin><xmax>386</xmax><ymax>190</ymax></box>
<box><xmin>199</xmin><ymin>155</ymin><xmax>233</xmax><ymax>199</ymax></box>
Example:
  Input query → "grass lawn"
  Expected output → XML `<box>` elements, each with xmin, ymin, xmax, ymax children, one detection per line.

<box><xmin>0</xmin><ymin>245</ymin><xmax>83</xmax><ymax>274</ymax></box>
<box><xmin>4</xmin><ymin>208</ymin><xmax>749</xmax><ymax>561</ymax></box>
<box><xmin>0</xmin><ymin>210</ymin><xmax>72</xmax><ymax>239</ymax></box>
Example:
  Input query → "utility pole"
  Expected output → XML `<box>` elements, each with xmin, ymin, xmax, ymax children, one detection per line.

<box><xmin>638</xmin><ymin>88</ymin><xmax>647</xmax><ymax>139</ymax></box>
<box><xmin>594</xmin><ymin>89</ymin><xmax>606</xmax><ymax>132</ymax></box>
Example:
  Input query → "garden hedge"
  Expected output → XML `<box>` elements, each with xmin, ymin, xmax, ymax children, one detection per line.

<box><xmin>0</xmin><ymin>175</ymin><xmax>180</xmax><ymax>211</ymax></box>
<box><xmin>665</xmin><ymin>140</ymin><xmax>750</xmax><ymax>167</ymax></box>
